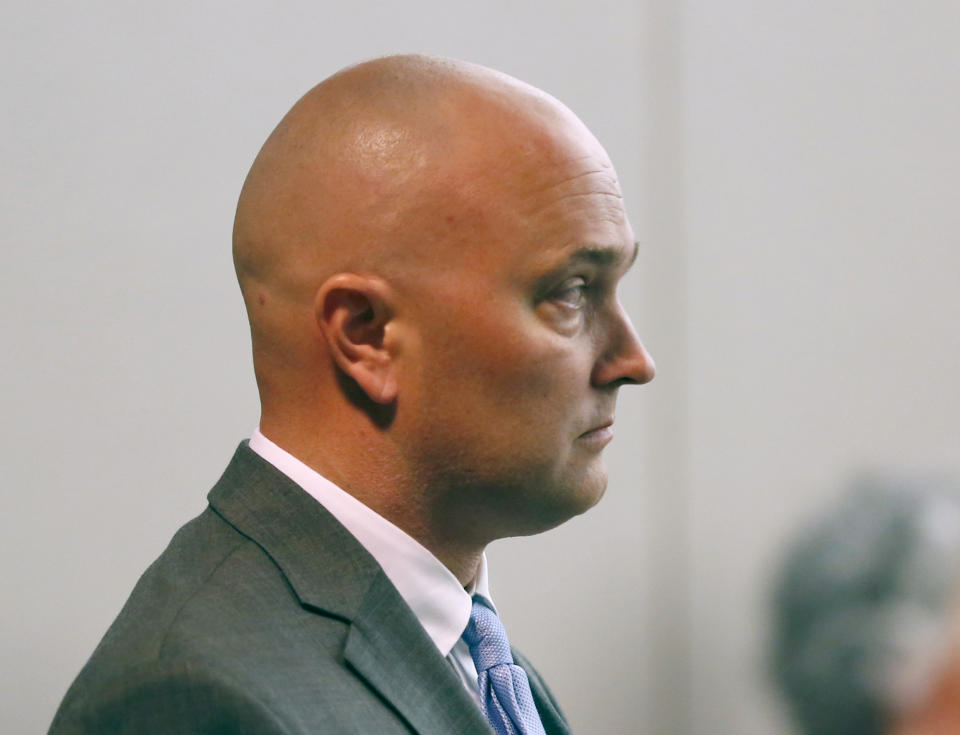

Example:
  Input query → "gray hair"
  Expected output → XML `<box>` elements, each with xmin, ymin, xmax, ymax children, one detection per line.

<box><xmin>770</xmin><ymin>475</ymin><xmax>960</xmax><ymax>735</ymax></box>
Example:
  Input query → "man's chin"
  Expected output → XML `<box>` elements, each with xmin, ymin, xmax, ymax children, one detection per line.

<box><xmin>575</xmin><ymin>468</ymin><xmax>609</xmax><ymax>513</ymax></box>
<box><xmin>518</xmin><ymin>470</ymin><xmax>609</xmax><ymax>535</ymax></box>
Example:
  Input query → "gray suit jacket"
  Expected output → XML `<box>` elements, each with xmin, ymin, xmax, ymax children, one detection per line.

<box><xmin>50</xmin><ymin>443</ymin><xmax>571</xmax><ymax>734</ymax></box>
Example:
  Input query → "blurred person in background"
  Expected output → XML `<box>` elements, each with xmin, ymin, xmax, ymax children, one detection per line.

<box><xmin>771</xmin><ymin>476</ymin><xmax>960</xmax><ymax>735</ymax></box>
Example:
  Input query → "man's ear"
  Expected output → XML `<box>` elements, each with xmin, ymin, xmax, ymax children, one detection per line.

<box><xmin>315</xmin><ymin>273</ymin><xmax>399</xmax><ymax>405</ymax></box>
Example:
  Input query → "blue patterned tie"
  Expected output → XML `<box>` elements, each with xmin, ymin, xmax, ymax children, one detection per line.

<box><xmin>462</xmin><ymin>596</ymin><xmax>547</xmax><ymax>735</ymax></box>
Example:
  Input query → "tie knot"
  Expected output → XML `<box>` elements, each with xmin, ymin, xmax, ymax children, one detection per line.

<box><xmin>462</xmin><ymin>597</ymin><xmax>515</xmax><ymax>672</ymax></box>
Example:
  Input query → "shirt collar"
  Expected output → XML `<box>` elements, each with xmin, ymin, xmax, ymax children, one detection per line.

<box><xmin>248</xmin><ymin>429</ymin><xmax>491</xmax><ymax>656</ymax></box>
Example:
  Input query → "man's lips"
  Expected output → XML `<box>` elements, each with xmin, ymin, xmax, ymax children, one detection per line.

<box><xmin>582</xmin><ymin>419</ymin><xmax>614</xmax><ymax>435</ymax></box>
<box><xmin>579</xmin><ymin>420</ymin><xmax>614</xmax><ymax>444</ymax></box>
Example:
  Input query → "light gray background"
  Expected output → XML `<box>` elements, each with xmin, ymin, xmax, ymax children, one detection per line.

<box><xmin>2</xmin><ymin>2</ymin><xmax>958</xmax><ymax>734</ymax></box>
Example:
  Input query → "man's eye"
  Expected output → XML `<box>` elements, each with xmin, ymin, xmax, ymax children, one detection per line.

<box><xmin>551</xmin><ymin>277</ymin><xmax>588</xmax><ymax>309</ymax></box>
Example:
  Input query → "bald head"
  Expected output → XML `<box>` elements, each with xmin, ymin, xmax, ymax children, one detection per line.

<box><xmin>233</xmin><ymin>54</ymin><xmax>612</xmax><ymax>408</ymax></box>
<box><xmin>234</xmin><ymin>55</ymin><xmax>601</xmax><ymax>300</ymax></box>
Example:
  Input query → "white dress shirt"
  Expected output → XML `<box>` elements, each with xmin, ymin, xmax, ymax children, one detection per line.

<box><xmin>248</xmin><ymin>429</ymin><xmax>490</xmax><ymax>702</ymax></box>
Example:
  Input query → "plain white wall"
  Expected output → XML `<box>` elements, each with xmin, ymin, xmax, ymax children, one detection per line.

<box><xmin>0</xmin><ymin>2</ymin><xmax>655</xmax><ymax>734</ymax></box>
<box><xmin>682</xmin><ymin>2</ymin><xmax>960</xmax><ymax>733</ymax></box>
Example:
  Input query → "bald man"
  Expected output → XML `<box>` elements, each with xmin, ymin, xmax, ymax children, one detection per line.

<box><xmin>50</xmin><ymin>55</ymin><xmax>654</xmax><ymax>735</ymax></box>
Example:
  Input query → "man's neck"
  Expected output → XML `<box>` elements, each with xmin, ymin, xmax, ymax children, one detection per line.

<box><xmin>256</xmin><ymin>422</ymin><xmax>486</xmax><ymax>585</ymax></box>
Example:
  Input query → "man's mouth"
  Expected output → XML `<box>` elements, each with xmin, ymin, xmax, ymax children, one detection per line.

<box><xmin>578</xmin><ymin>420</ymin><xmax>614</xmax><ymax>446</ymax></box>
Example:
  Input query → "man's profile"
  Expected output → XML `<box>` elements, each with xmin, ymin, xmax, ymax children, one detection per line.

<box><xmin>49</xmin><ymin>54</ymin><xmax>654</xmax><ymax>734</ymax></box>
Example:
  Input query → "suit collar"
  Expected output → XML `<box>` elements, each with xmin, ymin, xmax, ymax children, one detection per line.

<box><xmin>208</xmin><ymin>441</ymin><xmax>378</xmax><ymax>620</ymax></box>
<box><xmin>208</xmin><ymin>443</ymin><xmax>493</xmax><ymax>735</ymax></box>
<box><xmin>247</xmin><ymin>428</ymin><xmax>485</xmax><ymax>658</ymax></box>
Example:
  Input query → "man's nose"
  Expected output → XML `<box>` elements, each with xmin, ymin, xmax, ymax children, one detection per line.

<box><xmin>590</xmin><ymin>304</ymin><xmax>656</xmax><ymax>388</ymax></box>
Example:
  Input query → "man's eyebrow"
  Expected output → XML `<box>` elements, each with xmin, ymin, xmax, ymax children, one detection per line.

<box><xmin>565</xmin><ymin>241</ymin><xmax>640</xmax><ymax>269</ymax></box>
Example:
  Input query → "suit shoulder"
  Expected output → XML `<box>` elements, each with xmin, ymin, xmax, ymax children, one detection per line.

<box><xmin>53</xmin><ymin>507</ymin><xmax>297</xmax><ymax>718</ymax></box>
<box><xmin>49</xmin><ymin>658</ymin><xmax>292</xmax><ymax>735</ymax></box>
<box><xmin>97</xmin><ymin>506</ymin><xmax>258</xmax><ymax>659</ymax></box>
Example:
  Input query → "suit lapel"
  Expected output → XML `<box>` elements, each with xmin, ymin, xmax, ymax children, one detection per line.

<box><xmin>514</xmin><ymin>649</ymin><xmax>572</xmax><ymax>735</ymax></box>
<box><xmin>209</xmin><ymin>443</ymin><xmax>492</xmax><ymax>735</ymax></box>
<box><xmin>344</xmin><ymin>572</ymin><xmax>492</xmax><ymax>735</ymax></box>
